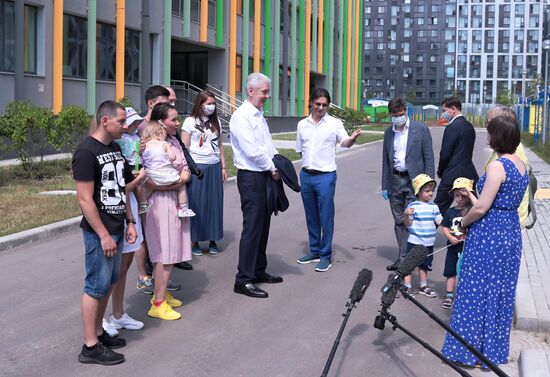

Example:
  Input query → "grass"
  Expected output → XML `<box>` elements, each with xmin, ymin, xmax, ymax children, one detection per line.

<box><xmin>0</xmin><ymin>148</ymin><xmax>303</xmax><ymax>236</ymax></box>
<box><xmin>1</xmin><ymin>138</ymin><xmax>381</xmax><ymax>236</ymax></box>
<box><xmin>0</xmin><ymin>159</ymin><xmax>81</xmax><ymax>237</ymax></box>
<box><xmin>522</xmin><ymin>132</ymin><xmax>550</xmax><ymax>165</ymax></box>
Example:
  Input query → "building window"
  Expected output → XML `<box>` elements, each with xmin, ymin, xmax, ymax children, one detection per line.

<box><xmin>125</xmin><ymin>29</ymin><xmax>141</xmax><ymax>83</ymax></box>
<box><xmin>0</xmin><ymin>0</ymin><xmax>37</xmax><ymax>74</ymax></box>
<box><xmin>172</xmin><ymin>0</ymin><xmax>183</xmax><ymax>17</ymax></box>
<box><xmin>190</xmin><ymin>0</ymin><xmax>217</xmax><ymax>27</ymax></box>
<box><xmin>63</xmin><ymin>15</ymin><xmax>140</xmax><ymax>82</ymax></box>
<box><xmin>63</xmin><ymin>14</ymin><xmax>87</xmax><ymax>78</ymax></box>
<box><xmin>97</xmin><ymin>22</ymin><xmax>116</xmax><ymax>81</ymax></box>
<box><xmin>236</xmin><ymin>54</ymin><xmax>242</xmax><ymax>93</ymax></box>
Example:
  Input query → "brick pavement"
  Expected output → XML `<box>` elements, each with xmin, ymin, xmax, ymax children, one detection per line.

<box><xmin>517</xmin><ymin>148</ymin><xmax>550</xmax><ymax>333</ymax></box>
<box><xmin>516</xmin><ymin>147</ymin><xmax>550</xmax><ymax>377</ymax></box>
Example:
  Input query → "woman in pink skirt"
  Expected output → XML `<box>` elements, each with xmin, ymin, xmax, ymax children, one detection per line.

<box><xmin>144</xmin><ymin>102</ymin><xmax>192</xmax><ymax>320</ymax></box>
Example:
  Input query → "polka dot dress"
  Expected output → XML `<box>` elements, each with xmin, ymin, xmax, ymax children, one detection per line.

<box><xmin>441</xmin><ymin>157</ymin><xmax>529</xmax><ymax>366</ymax></box>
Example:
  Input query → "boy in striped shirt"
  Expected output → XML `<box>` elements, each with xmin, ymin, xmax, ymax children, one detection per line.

<box><xmin>403</xmin><ymin>174</ymin><xmax>443</xmax><ymax>297</ymax></box>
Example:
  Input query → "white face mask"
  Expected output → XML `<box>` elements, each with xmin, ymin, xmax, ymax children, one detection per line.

<box><xmin>203</xmin><ymin>104</ymin><xmax>216</xmax><ymax>116</ymax></box>
<box><xmin>392</xmin><ymin>115</ymin><xmax>407</xmax><ymax>126</ymax></box>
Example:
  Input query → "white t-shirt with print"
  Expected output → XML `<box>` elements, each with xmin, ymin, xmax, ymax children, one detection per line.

<box><xmin>181</xmin><ymin>116</ymin><xmax>221</xmax><ymax>165</ymax></box>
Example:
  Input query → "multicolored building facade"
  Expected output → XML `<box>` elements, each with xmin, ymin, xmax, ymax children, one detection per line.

<box><xmin>0</xmin><ymin>0</ymin><xmax>365</xmax><ymax>116</ymax></box>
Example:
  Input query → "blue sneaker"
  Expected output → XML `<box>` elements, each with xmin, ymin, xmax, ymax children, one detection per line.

<box><xmin>297</xmin><ymin>253</ymin><xmax>321</xmax><ymax>264</ymax></box>
<box><xmin>208</xmin><ymin>241</ymin><xmax>220</xmax><ymax>255</ymax></box>
<box><xmin>315</xmin><ymin>259</ymin><xmax>332</xmax><ymax>272</ymax></box>
<box><xmin>192</xmin><ymin>245</ymin><xmax>203</xmax><ymax>256</ymax></box>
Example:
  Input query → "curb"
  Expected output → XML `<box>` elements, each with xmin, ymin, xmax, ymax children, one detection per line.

<box><xmin>519</xmin><ymin>349</ymin><xmax>550</xmax><ymax>377</ymax></box>
<box><xmin>0</xmin><ymin>216</ymin><xmax>82</xmax><ymax>252</ymax></box>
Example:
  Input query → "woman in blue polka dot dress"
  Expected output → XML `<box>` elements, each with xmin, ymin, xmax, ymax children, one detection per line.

<box><xmin>441</xmin><ymin>115</ymin><xmax>529</xmax><ymax>368</ymax></box>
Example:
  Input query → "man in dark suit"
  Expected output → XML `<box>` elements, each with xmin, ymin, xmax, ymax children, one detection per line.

<box><xmin>382</xmin><ymin>98</ymin><xmax>435</xmax><ymax>271</ymax></box>
<box><xmin>230</xmin><ymin>72</ymin><xmax>283</xmax><ymax>299</ymax></box>
<box><xmin>435</xmin><ymin>97</ymin><xmax>478</xmax><ymax>216</ymax></box>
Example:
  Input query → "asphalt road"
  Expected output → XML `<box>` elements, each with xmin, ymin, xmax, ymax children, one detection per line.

<box><xmin>0</xmin><ymin>127</ymin><xmax>495</xmax><ymax>377</ymax></box>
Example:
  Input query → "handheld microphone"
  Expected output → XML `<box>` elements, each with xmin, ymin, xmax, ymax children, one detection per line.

<box><xmin>380</xmin><ymin>245</ymin><xmax>429</xmax><ymax>306</ymax></box>
<box><xmin>349</xmin><ymin>268</ymin><xmax>373</xmax><ymax>304</ymax></box>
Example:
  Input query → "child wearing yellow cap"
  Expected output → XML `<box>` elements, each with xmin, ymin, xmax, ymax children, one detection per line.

<box><xmin>403</xmin><ymin>174</ymin><xmax>443</xmax><ymax>297</ymax></box>
<box><xmin>440</xmin><ymin>178</ymin><xmax>474</xmax><ymax>310</ymax></box>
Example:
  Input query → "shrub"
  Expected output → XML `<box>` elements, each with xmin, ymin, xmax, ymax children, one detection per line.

<box><xmin>328</xmin><ymin>106</ymin><xmax>369</xmax><ymax>130</ymax></box>
<box><xmin>0</xmin><ymin>101</ymin><xmax>54</xmax><ymax>175</ymax></box>
<box><xmin>51</xmin><ymin>105</ymin><xmax>92</xmax><ymax>156</ymax></box>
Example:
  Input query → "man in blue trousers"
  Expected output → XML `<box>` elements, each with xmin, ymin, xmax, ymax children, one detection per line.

<box><xmin>295</xmin><ymin>88</ymin><xmax>361</xmax><ymax>272</ymax></box>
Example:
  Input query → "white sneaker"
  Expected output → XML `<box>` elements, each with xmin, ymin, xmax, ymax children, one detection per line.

<box><xmin>102</xmin><ymin>318</ymin><xmax>119</xmax><ymax>337</ymax></box>
<box><xmin>109</xmin><ymin>313</ymin><xmax>144</xmax><ymax>330</ymax></box>
<box><xmin>177</xmin><ymin>208</ymin><xmax>196</xmax><ymax>218</ymax></box>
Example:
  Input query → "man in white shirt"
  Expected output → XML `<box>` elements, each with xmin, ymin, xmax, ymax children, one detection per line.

<box><xmin>295</xmin><ymin>88</ymin><xmax>361</xmax><ymax>272</ymax></box>
<box><xmin>230</xmin><ymin>72</ymin><xmax>283</xmax><ymax>298</ymax></box>
<box><xmin>381</xmin><ymin>98</ymin><xmax>434</xmax><ymax>271</ymax></box>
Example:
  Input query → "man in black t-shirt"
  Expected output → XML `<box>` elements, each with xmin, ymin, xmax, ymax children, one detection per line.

<box><xmin>73</xmin><ymin>100</ymin><xmax>137</xmax><ymax>365</ymax></box>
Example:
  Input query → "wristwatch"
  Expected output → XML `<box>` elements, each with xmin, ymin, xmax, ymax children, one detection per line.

<box><xmin>125</xmin><ymin>217</ymin><xmax>136</xmax><ymax>225</ymax></box>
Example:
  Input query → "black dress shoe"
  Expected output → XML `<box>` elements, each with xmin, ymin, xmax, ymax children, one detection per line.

<box><xmin>252</xmin><ymin>273</ymin><xmax>283</xmax><ymax>284</ymax></box>
<box><xmin>234</xmin><ymin>283</ymin><xmax>268</xmax><ymax>298</ymax></box>
<box><xmin>386</xmin><ymin>261</ymin><xmax>399</xmax><ymax>271</ymax></box>
<box><xmin>174</xmin><ymin>261</ymin><xmax>193</xmax><ymax>270</ymax></box>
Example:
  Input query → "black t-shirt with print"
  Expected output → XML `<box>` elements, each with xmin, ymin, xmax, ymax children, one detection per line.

<box><xmin>442</xmin><ymin>206</ymin><xmax>465</xmax><ymax>253</ymax></box>
<box><xmin>72</xmin><ymin>136</ymin><xmax>134</xmax><ymax>234</ymax></box>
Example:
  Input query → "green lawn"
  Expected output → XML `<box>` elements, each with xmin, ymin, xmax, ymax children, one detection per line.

<box><xmin>1</xmin><ymin>139</ymin><xmax>380</xmax><ymax>237</ymax></box>
<box><xmin>522</xmin><ymin>132</ymin><xmax>550</xmax><ymax>165</ymax></box>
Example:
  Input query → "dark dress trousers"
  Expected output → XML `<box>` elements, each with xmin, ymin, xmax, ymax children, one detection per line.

<box><xmin>381</xmin><ymin>121</ymin><xmax>435</xmax><ymax>259</ymax></box>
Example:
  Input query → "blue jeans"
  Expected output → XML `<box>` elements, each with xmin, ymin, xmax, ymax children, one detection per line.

<box><xmin>82</xmin><ymin>230</ymin><xmax>124</xmax><ymax>298</ymax></box>
<box><xmin>300</xmin><ymin>170</ymin><xmax>337</xmax><ymax>260</ymax></box>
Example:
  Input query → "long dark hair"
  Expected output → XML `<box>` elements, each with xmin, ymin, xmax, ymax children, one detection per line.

<box><xmin>190</xmin><ymin>89</ymin><xmax>221</xmax><ymax>136</ymax></box>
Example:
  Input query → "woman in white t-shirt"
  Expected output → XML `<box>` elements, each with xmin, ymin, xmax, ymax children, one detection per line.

<box><xmin>181</xmin><ymin>90</ymin><xmax>228</xmax><ymax>255</ymax></box>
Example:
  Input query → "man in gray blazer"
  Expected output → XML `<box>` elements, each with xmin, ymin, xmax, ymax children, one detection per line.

<box><xmin>381</xmin><ymin>98</ymin><xmax>435</xmax><ymax>271</ymax></box>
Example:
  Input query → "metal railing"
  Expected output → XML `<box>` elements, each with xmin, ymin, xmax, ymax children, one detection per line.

<box><xmin>206</xmin><ymin>84</ymin><xmax>243</xmax><ymax>118</ymax></box>
<box><xmin>170</xmin><ymin>80</ymin><xmax>233</xmax><ymax>135</ymax></box>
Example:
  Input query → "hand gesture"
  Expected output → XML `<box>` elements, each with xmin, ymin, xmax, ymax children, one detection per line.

<box><xmin>351</xmin><ymin>128</ymin><xmax>362</xmax><ymax>140</ymax></box>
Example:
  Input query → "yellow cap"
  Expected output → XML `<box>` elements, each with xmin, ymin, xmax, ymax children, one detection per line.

<box><xmin>412</xmin><ymin>174</ymin><xmax>437</xmax><ymax>196</ymax></box>
<box><xmin>449</xmin><ymin>177</ymin><xmax>474</xmax><ymax>196</ymax></box>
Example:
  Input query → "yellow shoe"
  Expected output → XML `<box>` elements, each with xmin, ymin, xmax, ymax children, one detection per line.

<box><xmin>150</xmin><ymin>292</ymin><xmax>183</xmax><ymax>308</ymax></box>
<box><xmin>147</xmin><ymin>301</ymin><xmax>181</xmax><ymax>320</ymax></box>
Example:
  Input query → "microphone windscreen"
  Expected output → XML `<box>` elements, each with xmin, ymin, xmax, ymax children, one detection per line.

<box><xmin>349</xmin><ymin>268</ymin><xmax>373</xmax><ymax>303</ymax></box>
<box><xmin>396</xmin><ymin>245</ymin><xmax>429</xmax><ymax>276</ymax></box>
<box><xmin>381</xmin><ymin>273</ymin><xmax>400</xmax><ymax>306</ymax></box>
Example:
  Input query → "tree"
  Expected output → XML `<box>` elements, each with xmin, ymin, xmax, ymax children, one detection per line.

<box><xmin>527</xmin><ymin>73</ymin><xmax>544</xmax><ymax>98</ymax></box>
<box><xmin>404</xmin><ymin>89</ymin><xmax>416</xmax><ymax>104</ymax></box>
<box><xmin>50</xmin><ymin>105</ymin><xmax>92</xmax><ymax>156</ymax></box>
<box><xmin>0</xmin><ymin>101</ymin><xmax>55</xmax><ymax>175</ymax></box>
<box><xmin>495</xmin><ymin>90</ymin><xmax>513</xmax><ymax>106</ymax></box>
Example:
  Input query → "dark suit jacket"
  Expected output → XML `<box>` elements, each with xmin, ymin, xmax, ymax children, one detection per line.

<box><xmin>382</xmin><ymin>121</ymin><xmax>435</xmax><ymax>191</ymax></box>
<box><xmin>437</xmin><ymin>115</ymin><xmax>478</xmax><ymax>186</ymax></box>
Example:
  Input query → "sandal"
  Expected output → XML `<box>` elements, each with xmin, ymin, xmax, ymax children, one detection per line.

<box><xmin>442</xmin><ymin>296</ymin><xmax>454</xmax><ymax>310</ymax></box>
<box><xmin>418</xmin><ymin>286</ymin><xmax>437</xmax><ymax>298</ymax></box>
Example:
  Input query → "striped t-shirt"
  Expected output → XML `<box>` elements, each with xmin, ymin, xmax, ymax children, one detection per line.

<box><xmin>406</xmin><ymin>200</ymin><xmax>443</xmax><ymax>247</ymax></box>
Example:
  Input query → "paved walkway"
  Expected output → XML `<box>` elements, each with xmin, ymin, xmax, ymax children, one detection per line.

<box><xmin>2</xmin><ymin>130</ymin><xmax>550</xmax><ymax>376</ymax></box>
<box><xmin>515</xmin><ymin>147</ymin><xmax>550</xmax><ymax>377</ymax></box>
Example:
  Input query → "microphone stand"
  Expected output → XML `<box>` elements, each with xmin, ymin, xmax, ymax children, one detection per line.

<box><xmin>398</xmin><ymin>287</ymin><xmax>508</xmax><ymax>377</ymax></box>
<box><xmin>320</xmin><ymin>300</ymin><xmax>357</xmax><ymax>377</ymax></box>
<box><xmin>374</xmin><ymin>305</ymin><xmax>473</xmax><ymax>377</ymax></box>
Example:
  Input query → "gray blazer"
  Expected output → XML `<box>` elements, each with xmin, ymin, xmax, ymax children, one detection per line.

<box><xmin>381</xmin><ymin>120</ymin><xmax>435</xmax><ymax>191</ymax></box>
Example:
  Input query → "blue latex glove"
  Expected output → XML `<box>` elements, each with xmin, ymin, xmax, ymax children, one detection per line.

<box><xmin>381</xmin><ymin>190</ymin><xmax>389</xmax><ymax>201</ymax></box>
